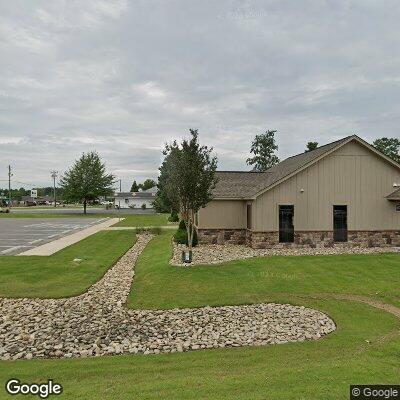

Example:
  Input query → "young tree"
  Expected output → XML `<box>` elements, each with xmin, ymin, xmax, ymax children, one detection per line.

<box><xmin>130</xmin><ymin>180</ymin><xmax>139</xmax><ymax>192</ymax></box>
<box><xmin>60</xmin><ymin>152</ymin><xmax>115</xmax><ymax>214</ymax></box>
<box><xmin>141</xmin><ymin>178</ymin><xmax>157</xmax><ymax>191</ymax></box>
<box><xmin>246</xmin><ymin>130</ymin><xmax>280</xmax><ymax>171</ymax></box>
<box><xmin>305</xmin><ymin>141</ymin><xmax>318</xmax><ymax>152</ymax></box>
<box><xmin>373</xmin><ymin>137</ymin><xmax>400</xmax><ymax>163</ymax></box>
<box><xmin>163</xmin><ymin>130</ymin><xmax>218</xmax><ymax>254</ymax></box>
<box><xmin>154</xmin><ymin>144</ymin><xmax>180</xmax><ymax>213</ymax></box>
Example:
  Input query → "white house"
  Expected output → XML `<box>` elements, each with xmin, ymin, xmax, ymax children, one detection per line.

<box><xmin>114</xmin><ymin>186</ymin><xmax>157</xmax><ymax>209</ymax></box>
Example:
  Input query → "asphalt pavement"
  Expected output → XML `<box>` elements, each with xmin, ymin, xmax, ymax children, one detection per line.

<box><xmin>0</xmin><ymin>218</ymin><xmax>108</xmax><ymax>255</ymax></box>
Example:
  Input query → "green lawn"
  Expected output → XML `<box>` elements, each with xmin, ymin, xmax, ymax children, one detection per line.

<box><xmin>0</xmin><ymin>231</ymin><xmax>399</xmax><ymax>399</ymax></box>
<box><xmin>0</xmin><ymin>230</ymin><xmax>136</xmax><ymax>298</ymax></box>
<box><xmin>129</xmin><ymin>232</ymin><xmax>400</xmax><ymax>309</ymax></box>
<box><xmin>112</xmin><ymin>213</ymin><xmax>169</xmax><ymax>227</ymax></box>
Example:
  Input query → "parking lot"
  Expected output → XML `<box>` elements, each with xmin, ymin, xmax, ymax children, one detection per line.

<box><xmin>0</xmin><ymin>218</ymin><xmax>108</xmax><ymax>255</ymax></box>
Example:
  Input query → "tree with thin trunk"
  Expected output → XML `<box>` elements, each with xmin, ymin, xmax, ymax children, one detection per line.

<box><xmin>162</xmin><ymin>129</ymin><xmax>218</xmax><ymax>253</ymax></box>
<box><xmin>246</xmin><ymin>130</ymin><xmax>280</xmax><ymax>171</ymax></box>
<box><xmin>373</xmin><ymin>137</ymin><xmax>400</xmax><ymax>163</ymax></box>
<box><xmin>130</xmin><ymin>180</ymin><xmax>139</xmax><ymax>192</ymax></box>
<box><xmin>140</xmin><ymin>178</ymin><xmax>157</xmax><ymax>191</ymax></box>
<box><xmin>60</xmin><ymin>152</ymin><xmax>115</xmax><ymax>214</ymax></box>
<box><xmin>305</xmin><ymin>141</ymin><xmax>318</xmax><ymax>152</ymax></box>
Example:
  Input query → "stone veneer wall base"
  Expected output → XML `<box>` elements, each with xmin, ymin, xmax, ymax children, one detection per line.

<box><xmin>198</xmin><ymin>229</ymin><xmax>400</xmax><ymax>249</ymax></box>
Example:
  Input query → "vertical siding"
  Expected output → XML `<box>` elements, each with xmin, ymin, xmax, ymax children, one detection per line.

<box><xmin>253</xmin><ymin>141</ymin><xmax>400</xmax><ymax>231</ymax></box>
<box><xmin>198</xmin><ymin>200</ymin><xmax>246</xmax><ymax>229</ymax></box>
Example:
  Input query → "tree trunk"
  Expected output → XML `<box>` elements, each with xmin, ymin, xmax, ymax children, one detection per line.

<box><xmin>83</xmin><ymin>200</ymin><xmax>87</xmax><ymax>214</ymax></box>
<box><xmin>187</xmin><ymin>209</ymin><xmax>193</xmax><ymax>252</ymax></box>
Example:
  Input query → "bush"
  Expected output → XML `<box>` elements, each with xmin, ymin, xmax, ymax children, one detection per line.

<box><xmin>173</xmin><ymin>225</ymin><xmax>198</xmax><ymax>247</ymax></box>
<box><xmin>178</xmin><ymin>220</ymin><xmax>186</xmax><ymax>230</ymax></box>
<box><xmin>168</xmin><ymin>211</ymin><xmax>179</xmax><ymax>222</ymax></box>
<box><xmin>141</xmin><ymin>203</ymin><xmax>146</xmax><ymax>210</ymax></box>
<box><xmin>149</xmin><ymin>227</ymin><xmax>162</xmax><ymax>235</ymax></box>
<box><xmin>135</xmin><ymin>227</ymin><xmax>162</xmax><ymax>235</ymax></box>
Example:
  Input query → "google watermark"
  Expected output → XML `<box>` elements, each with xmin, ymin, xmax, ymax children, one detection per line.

<box><xmin>5</xmin><ymin>379</ymin><xmax>62</xmax><ymax>399</ymax></box>
<box><xmin>350</xmin><ymin>385</ymin><xmax>400</xmax><ymax>400</ymax></box>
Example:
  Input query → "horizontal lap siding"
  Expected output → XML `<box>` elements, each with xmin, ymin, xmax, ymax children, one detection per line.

<box><xmin>198</xmin><ymin>200</ymin><xmax>246</xmax><ymax>229</ymax></box>
<box><xmin>253</xmin><ymin>141</ymin><xmax>400</xmax><ymax>231</ymax></box>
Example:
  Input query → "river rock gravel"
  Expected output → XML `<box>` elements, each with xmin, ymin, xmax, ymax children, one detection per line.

<box><xmin>0</xmin><ymin>234</ymin><xmax>336</xmax><ymax>360</ymax></box>
<box><xmin>171</xmin><ymin>242</ymin><xmax>400</xmax><ymax>266</ymax></box>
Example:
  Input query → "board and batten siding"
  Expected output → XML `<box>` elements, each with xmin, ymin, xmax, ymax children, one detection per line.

<box><xmin>198</xmin><ymin>200</ymin><xmax>246</xmax><ymax>229</ymax></box>
<box><xmin>252</xmin><ymin>140</ymin><xmax>400</xmax><ymax>232</ymax></box>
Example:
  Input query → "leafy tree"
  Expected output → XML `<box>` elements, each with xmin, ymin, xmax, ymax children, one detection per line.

<box><xmin>140</xmin><ymin>179</ymin><xmax>156</xmax><ymax>191</ymax></box>
<box><xmin>246</xmin><ymin>130</ymin><xmax>280</xmax><ymax>171</ymax></box>
<box><xmin>305</xmin><ymin>141</ymin><xmax>318</xmax><ymax>152</ymax></box>
<box><xmin>155</xmin><ymin>142</ymin><xmax>181</xmax><ymax>213</ymax></box>
<box><xmin>130</xmin><ymin>180</ymin><xmax>139</xmax><ymax>192</ymax></box>
<box><xmin>373</xmin><ymin>137</ymin><xmax>400</xmax><ymax>163</ymax></box>
<box><xmin>163</xmin><ymin>129</ymin><xmax>218</xmax><ymax>253</ymax></box>
<box><xmin>60</xmin><ymin>152</ymin><xmax>115</xmax><ymax>214</ymax></box>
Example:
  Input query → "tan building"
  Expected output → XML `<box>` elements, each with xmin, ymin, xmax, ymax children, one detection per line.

<box><xmin>197</xmin><ymin>135</ymin><xmax>400</xmax><ymax>248</ymax></box>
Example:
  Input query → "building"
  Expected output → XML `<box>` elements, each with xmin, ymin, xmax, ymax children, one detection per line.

<box><xmin>114</xmin><ymin>186</ymin><xmax>157</xmax><ymax>209</ymax></box>
<box><xmin>197</xmin><ymin>135</ymin><xmax>400</xmax><ymax>248</ymax></box>
<box><xmin>20</xmin><ymin>195</ymin><xmax>53</xmax><ymax>206</ymax></box>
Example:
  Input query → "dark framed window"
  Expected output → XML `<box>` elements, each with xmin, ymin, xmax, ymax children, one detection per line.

<box><xmin>396</xmin><ymin>203</ymin><xmax>400</xmax><ymax>212</ymax></box>
<box><xmin>246</xmin><ymin>204</ymin><xmax>252</xmax><ymax>229</ymax></box>
<box><xmin>333</xmin><ymin>205</ymin><xmax>348</xmax><ymax>242</ymax></box>
<box><xmin>279</xmin><ymin>205</ymin><xmax>294</xmax><ymax>243</ymax></box>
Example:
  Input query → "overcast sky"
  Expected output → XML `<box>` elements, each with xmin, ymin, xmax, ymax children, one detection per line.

<box><xmin>1</xmin><ymin>0</ymin><xmax>400</xmax><ymax>190</ymax></box>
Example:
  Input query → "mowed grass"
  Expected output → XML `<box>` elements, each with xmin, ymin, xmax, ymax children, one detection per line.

<box><xmin>0</xmin><ymin>231</ymin><xmax>399</xmax><ymax>399</ymax></box>
<box><xmin>0</xmin><ymin>230</ymin><xmax>136</xmax><ymax>298</ymax></box>
<box><xmin>129</xmin><ymin>232</ymin><xmax>400</xmax><ymax>309</ymax></box>
<box><xmin>113</xmin><ymin>213</ymin><xmax>169</xmax><ymax>227</ymax></box>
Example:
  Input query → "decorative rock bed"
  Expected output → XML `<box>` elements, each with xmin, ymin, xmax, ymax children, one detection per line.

<box><xmin>171</xmin><ymin>242</ymin><xmax>400</xmax><ymax>266</ymax></box>
<box><xmin>0</xmin><ymin>235</ymin><xmax>336</xmax><ymax>360</ymax></box>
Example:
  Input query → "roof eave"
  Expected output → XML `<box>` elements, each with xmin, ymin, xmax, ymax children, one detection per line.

<box><xmin>253</xmin><ymin>135</ymin><xmax>400</xmax><ymax>199</ymax></box>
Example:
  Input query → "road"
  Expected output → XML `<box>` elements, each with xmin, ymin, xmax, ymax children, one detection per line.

<box><xmin>7</xmin><ymin>207</ymin><xmax>156</xmax><ymax>215</ymax></box>
<box><xmin>0</xmin><ymin>218</ymin><xmax>108</xmax><ymax>255</ymax></box>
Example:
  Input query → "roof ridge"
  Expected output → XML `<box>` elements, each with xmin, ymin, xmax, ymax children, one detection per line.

<box><xmin>281</xmin><ymin>135</ymin><xmax>354</xmax><ymax>162</ymax></box>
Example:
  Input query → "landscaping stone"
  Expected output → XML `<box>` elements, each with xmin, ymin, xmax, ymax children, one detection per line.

<box><xmin>171</xmin><ymin>242</ymin><xmax>400</xmax><ymax>266</ymax></box>
<box><xmin>0</xmin><ymin>234</ymin><xmax>336</xmax><ymax>360</ymax></box>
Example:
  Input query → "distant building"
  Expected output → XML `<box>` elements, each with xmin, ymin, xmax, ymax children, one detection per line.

<box><xmin>21</xmin><ymin>195</ymin><xmax>53</xmax><ymax>206</ymax></box>
<box><xmin>114</xmin><ymin>186</ymin><xmax>157</xmax><ymax>209</ymax></box>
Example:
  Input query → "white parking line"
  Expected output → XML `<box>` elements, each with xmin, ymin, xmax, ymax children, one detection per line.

<box><xmin>1</xmin><ymin>245</ymin><xmax>34</xmax><ymax>254</ymax></box>
<box><xmin>28</xmin><ymin>239</ymin><xmax>43</xmax><ymax>245</ymax></box>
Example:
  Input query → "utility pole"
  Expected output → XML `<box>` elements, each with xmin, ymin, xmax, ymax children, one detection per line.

<box><xmin>119</xmin><ymin>179</ymin><xmax>122</xmax><ymax>192</ymax></box>
<box><xmin>51</xmin><ymin>170</ymin><xmax>58</xmax><ymax>207</ymax></box>
<box><xmin>8</xmin><ymin>165</ymin><xmax>12</xmax><ymax>206</ymax></box>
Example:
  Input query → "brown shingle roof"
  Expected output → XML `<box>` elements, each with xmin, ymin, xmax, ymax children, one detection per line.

<box><xmin>212</xmin><ymin>136</ymin><xmax>352</xmax><ymax>199</ymax></box>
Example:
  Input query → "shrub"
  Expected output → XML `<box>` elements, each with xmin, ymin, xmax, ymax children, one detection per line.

<box><xmin>135</xmin><ymin>227</ymin><xmax>162</xmax><ymax>235</ymax></box>
<box><xmin>149</xmin><ymin>227</ymin><xmax>162</xmax><ymax>235</ymax></box>
<box><xmin>168</xmin><ymin>211</ymin><xmax>179</xmax><ymax>222</ymax></box>
<box><xmin>173</xmin><ymin>225</ymin><xmax>198</xmax><ymax>247</ymax></box>
<box><xmin>178</xmin><ymin>220</ymin><xmax>186</xmax><ymax>230</ymax></box>
<box><xmin>141</xmin><ymin>203</ymin><xmax>147</xmax><ymax>210</ymax></box>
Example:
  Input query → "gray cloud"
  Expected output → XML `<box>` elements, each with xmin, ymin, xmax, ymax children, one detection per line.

<box><xmin>1</xmin><ymin>0</ymin><xmax>400</xmax><ymax>189</ymax></box>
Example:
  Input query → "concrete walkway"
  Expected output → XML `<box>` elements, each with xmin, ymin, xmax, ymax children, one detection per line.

<box><xmin>18</xmin><ymin>218</ymin><xmax>121</xmax><ymax>256</ymax></box>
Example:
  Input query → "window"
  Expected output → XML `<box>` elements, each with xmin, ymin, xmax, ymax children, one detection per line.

<box><xmin>279</xmin><ymin>205</ymin><xmax>294</xmax><ymax>243</ymax></box>
<box><xmin>333</xmin><ymin>205</ymin><xmax>347</xmax><ymax>242</ymax></box>
<box><xmin>125</xmin><ymin>198</ymin><xmax>129</xmax><ymax>204</ymax></box>
<box><xmin>246</xmin><ymin>204</ymin><xmax>252</xmax><ymax>229</ymax></box>
<box><xmin>396</xmin><ymin>203</ymin><xmax>400</xmax><ymax>212</ymax></box>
